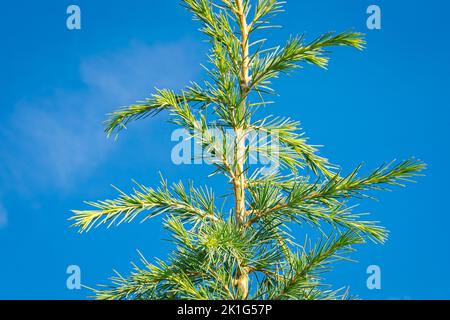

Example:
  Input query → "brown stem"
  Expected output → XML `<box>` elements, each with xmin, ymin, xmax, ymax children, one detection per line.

<box><xmin>234</xmin><ymin>127</ymin><xmax>247</xmax><ymax>225</ymax></box>
<box><xmin>233</xmin><ymin>0</ymin><xmax>250</xmax><ymax>226</ymax></box>
<box><xmin>232</xmin><ymin>0</ymin><xmax>250</xmax><ymax>300</ymax></box>
<box><xmin>235</xmin><ymin>0</ymin><xmax>251</xmax><ymax>93</ymax></box>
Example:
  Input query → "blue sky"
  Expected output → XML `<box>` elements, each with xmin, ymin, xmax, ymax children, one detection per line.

<box><xmin>0</xmin><ymin>0</ymin><xmax>449</xmax><ymax>299</ymax></box>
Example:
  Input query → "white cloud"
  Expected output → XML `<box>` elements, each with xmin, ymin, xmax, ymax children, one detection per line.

<box><xmin>81</xmin><ymin>40</ymin><xmax>199</xmax><ymax>100</ymax></box>
<box><xmin>0</xmin><ymin>204</ymin><xmax>7</xmax><ymax>228</ymax></box>
<box><xmin>0</xmin><ymin>40</ymin><xmax>201</xmax><ymax>194</ymax></box>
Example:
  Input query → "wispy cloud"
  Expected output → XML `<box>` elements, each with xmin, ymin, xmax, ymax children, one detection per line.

<box><xmin>0</xmin><ymin>40</ymin><xmax>201</xmax><ymax>195</ymax></box>
<box><xmin>0</xmin><ymin>204</ymin><xmax>7</xmax><ymax>228</ymax></box>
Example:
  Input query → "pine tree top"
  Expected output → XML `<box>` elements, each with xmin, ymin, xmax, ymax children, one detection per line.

<box><xmin>71</xmin><ymin>0</ymin><xmax>425</xmax><ymax>300</ymax></box>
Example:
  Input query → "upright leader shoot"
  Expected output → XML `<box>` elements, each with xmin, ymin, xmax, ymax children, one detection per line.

<box><xmin>71</xmin><ymin>0</ymin><xmax>424</xmax><ymax>300</ymax></box>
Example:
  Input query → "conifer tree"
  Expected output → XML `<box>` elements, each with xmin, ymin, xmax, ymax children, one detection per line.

<box><xmin>71</xmin><ymin>0</ymin><xmax>425</xmax><ymax>300</ymax></box>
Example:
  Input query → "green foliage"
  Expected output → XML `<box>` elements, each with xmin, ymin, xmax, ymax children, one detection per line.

<box><xmin>71</xmin><ymin>0</ymin><xmax>425</xmax><ymax>300</ymax></box>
